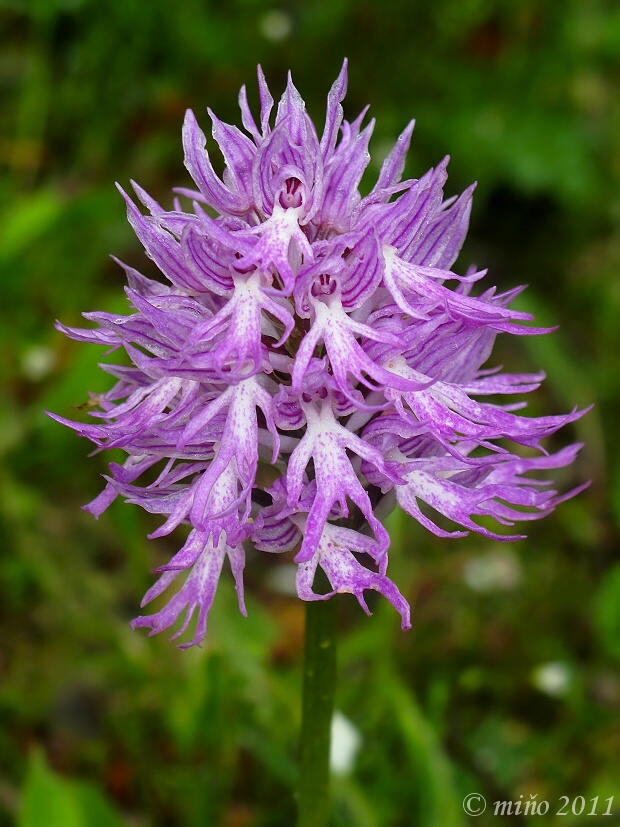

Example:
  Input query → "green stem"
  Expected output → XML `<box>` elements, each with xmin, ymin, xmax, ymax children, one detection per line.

<box><xmin>297</xmin><ymin>597</ymin><xmax>338</xmax><ymax>827</ymax></box>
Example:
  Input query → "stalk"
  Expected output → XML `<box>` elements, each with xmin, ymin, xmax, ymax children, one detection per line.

<box><xmin>296</xmin><ymin>598</ymin><xmax>337</xmax><ymax>827</ymax></box>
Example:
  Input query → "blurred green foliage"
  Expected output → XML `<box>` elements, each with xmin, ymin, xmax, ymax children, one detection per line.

<box><xmin>19</xmin><ymin>749</ymin><xmax>124</xmax><ymax>827</ymax></box>
<box><xmin>1</xmin><ymin>0</ymin><xmax>618</xmax><ymax>824</ymax></box>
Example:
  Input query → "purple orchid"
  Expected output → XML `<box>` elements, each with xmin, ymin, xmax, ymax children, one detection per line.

<box><xmin>52</xmin><ymin>61</ymin><xmax>588</xmax><ymax>648</ymax></box>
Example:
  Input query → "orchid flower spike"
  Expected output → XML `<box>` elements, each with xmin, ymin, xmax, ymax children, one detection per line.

<box><xmin>52</xmin><ymin>61</ymin><xmax>589</xmax><ymax>648</ymax></box>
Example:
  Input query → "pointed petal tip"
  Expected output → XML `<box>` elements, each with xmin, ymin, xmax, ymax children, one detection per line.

<box><xmin>116</xmin><ymin>183</ymin><xmax>139</xmax><ymax>213</ymax></box>
<box><xmin>177</xmin><ymin>639</ymin><xmax>204</xmax><ymax>651</ymax></box>
<box><xmin>206</xmin><ymin>106</ymin><xmax>221</xmax><ymax>130</ymax></box>
<box><xmin>572</xmin><ymin>479</ymin><xmax>592</xmax><ymax>497</ymax></box>
<box><xmin>391</xmin><ymin>120</ymin><xmax>416</xmax><ymax>149</ymax></box>
<box><xmin>45</xmin><ymin>409</ymin><xmax>65</xmax><ymax>424</ymax></box>
<box><xmin>336</xmin><ymin>57</ymin><xmax>348</xmax><ymax>84</ymax></box>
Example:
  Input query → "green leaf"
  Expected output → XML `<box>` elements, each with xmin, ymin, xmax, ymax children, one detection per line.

<box><xmin>19</xmin><ymin>750</ymin><xmax>81</xmax><ymax>827</ymax></box>
<box><xmin>71</xmin><ymin>782</ymin><xmax>127</xmax><ymax>827</ymax></box>
<box><xmin>18</xmin><ymin>749</ymin><xmax>125</xmax><ymax>827</ymax></box>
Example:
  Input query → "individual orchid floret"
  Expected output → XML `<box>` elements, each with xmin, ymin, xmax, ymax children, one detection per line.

<box><xmin>52</xmin><ymin>60</ymin><xmax>588</xmax><ymax>647</ymax></box>
<box><xmin>285</xmin><ymin>396</ymin><xmax>398</xmax><ymax>564</ymax></box>
<box><xmin>295</xmin><ymin>520</ymin><xmax>411</xmax><ymax>631</ymax></box>
<box><xmin>131</xmin><ymin>532</ymin><xmax>247</xmax><ymax>650</ymax></box>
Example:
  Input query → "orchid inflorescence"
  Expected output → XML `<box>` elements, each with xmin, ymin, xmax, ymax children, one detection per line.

<box><xmin>52</xmin><ymin>61</ymin><xmax>587</xmax><ymax>648</ymax></box>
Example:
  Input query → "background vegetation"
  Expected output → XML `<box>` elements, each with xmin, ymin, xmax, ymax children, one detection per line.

<box><xmin>1</xmin><ymin>0</ymin><xmax>618</xmax><ymax>824</ymax></box>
